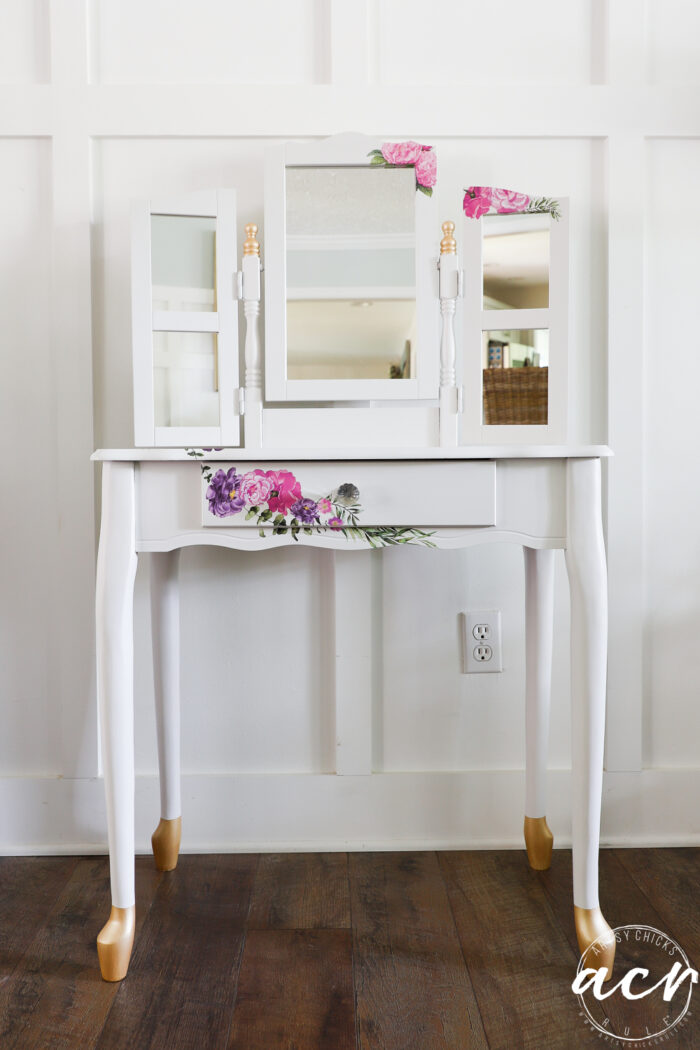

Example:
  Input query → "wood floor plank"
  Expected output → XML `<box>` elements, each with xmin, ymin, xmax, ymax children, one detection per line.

<box><xmin>0</xmin><ymin>856</ymin><xmax>161</xmax><ymax>1050</ymax></box>
<box><xmin>95</xmin><ymin>854</ymin><xmax>258</xmax><ymax>1050</ymax></box>
<box><xmin>248</xmin><ymin>852</ymin><xmax>351</xmax><ymax>929</ymax></box>
<box><xmin>227</xmin><ymin>929</ymin><xmax>355</xmax><ymax>1050</ymax></box>
<box><xmin>2</xmin><ymin>848</ymin><xmax>699</xmax><ymax>1050</ymax></box>
<box><xmin>440</xmin><ymin>849</ymin><xmax>582</xmax><ymax>1050</ymax></box>
<box><xmin>0</xmin><ymin>857</ymin><xmax>78</xmax><ymax>970</ymax></box>
<box><xmin>615</xmin><ymin>847</ymin><xmax>700</xmax><ymax>959</ymax></box>
<box><xmin>350</xmin><ymin>851</ymin><xmax>488</xmax><ymax>1050</ymax></box>
<box><xmin>537</xmin><ymin>847</ymin><xmax>699</xmax><ymax>1047</ymax></box>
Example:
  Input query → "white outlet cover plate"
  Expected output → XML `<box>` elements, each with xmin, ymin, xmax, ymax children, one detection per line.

<box><xmin>461</xmin><ymin>610</ymin><xmax>503</xmax><ymax>673</ymax></box>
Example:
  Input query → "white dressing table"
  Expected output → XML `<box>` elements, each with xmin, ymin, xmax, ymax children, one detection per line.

<box><xmin>93</xmin><ymin>135</ymin><xmax>616</xmax><ymax>981</ymax></box>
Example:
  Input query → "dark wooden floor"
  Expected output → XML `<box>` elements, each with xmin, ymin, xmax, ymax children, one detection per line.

<box><xmin>0</xmin><ymin>848</ymin><xmax>698</xmax><ymax>1049</ymax></box>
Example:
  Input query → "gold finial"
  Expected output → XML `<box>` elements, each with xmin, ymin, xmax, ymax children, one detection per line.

<box><xmin>243</xmin><ymin>223</ymin><xmax>260</xmax><ymax>257</ymax></box>
<box><xmin>440</xmin><ymin>220</ymin><xmax>457</xmax><ymax>255</ymax></box>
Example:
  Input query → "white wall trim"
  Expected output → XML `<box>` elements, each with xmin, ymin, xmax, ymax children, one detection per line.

<box><xmin>2</xmin><ymin>769</ymin><xmax>699</xmax><ymax>855</ymax></box>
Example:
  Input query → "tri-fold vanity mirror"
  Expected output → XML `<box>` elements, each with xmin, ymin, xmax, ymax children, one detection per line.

<box><xmin>130</xmin><ymin>134</ymin><xmax>569</xmax><ymax>450</ymax></box>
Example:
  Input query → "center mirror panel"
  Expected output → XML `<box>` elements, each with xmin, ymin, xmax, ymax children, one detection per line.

<box><xmin>285</xmin><ymin>166</ymin><xmax>417</xmax><ymax>382</ymax></box>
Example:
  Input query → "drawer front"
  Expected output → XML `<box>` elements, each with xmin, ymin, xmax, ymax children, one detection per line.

<box><xmin>199</xmin><ymin>460</ymin><xmax>496</xmax><ymax>528</ymax></box>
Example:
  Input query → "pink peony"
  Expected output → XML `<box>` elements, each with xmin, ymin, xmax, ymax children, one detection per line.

<box><xmin>266</xmin><ymin>469</ymin><xmax>302</xmax><ymax>516</ymax></box>
<box><xmin>465</xmin><ymin>186</ymin><xmax>495</xmax><ymax>205</ymax></box>
<box><xmin>463</xmin><ymin>191</ymin><xmax>493</xmax><ymax>219</ymax></box>
<box><xmin>381</xmin><ymin>140</ymin><xmax>424</xmax><ymax>166</ymax></box>
<box><xmin>490</xmin><ymin>187</ymin><xmax>530</xmax><ymax>213</ymax></box>
<box><xmin>239</xmin><ymin>469</ymin><xmax>273</xmax><ymax>507</ymax></box>
<box><xmin>415</xmin><ymin>149</ymin><xmax>437</xmax><ymax>188</ymax></box>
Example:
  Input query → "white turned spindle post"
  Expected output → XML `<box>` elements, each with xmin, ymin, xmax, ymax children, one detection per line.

<box><xmin>242</xmin><ymin>223</ymin><xmax>263</xmax><ymax>448</ymax></box>
<box><xmin>438</xmin><ymin>221</ymin><xmax>460</xmax><ymax>447</ymax></box>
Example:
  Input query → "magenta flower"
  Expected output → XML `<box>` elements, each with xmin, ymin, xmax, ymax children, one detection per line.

<box><xmin>381</xmin><ymin>140</ymin><xmax>424</xmax><ymax>166</ymax></box>
<box><xmin>328</xmin><ymin>517</ymin><xmax>343</xmax><ymax>530</ymax></box>
<box><xmin>463</xmin><ymin>185</ymin><xmax>531</xmax><ymax>218</ymax></box>
<box><xmin>415</xmin><ymin>149</ymin><xmax>437</xmax><ymax>188</ymax></box>
<box><xmin>266</xmin><ymin>470</ymin><xmax>302</xmax><ymax>516</ymax></box>
<box><xmin>463</xmin><ymin>193</ymin><xmax>492</xmax><ymax>218</ymax></box>
<box><xmin>239</xmin><ymin>469</ymin><xmax>274</xmax><ymax>507</ymax></box>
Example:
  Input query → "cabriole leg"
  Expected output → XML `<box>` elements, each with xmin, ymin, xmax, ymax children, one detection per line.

<box><xmin>150</xmin><ymin>549</ymin><xmax>182</xmax><ymax>871</ymax></box>
<box><xmin>565</xmin><ymin>458</ymin><xmax>615</xmax><ymax>979</ymax></box>
<box><xmin>95</xmin><ymin>462</ymin><xmax>137</xmax><ymax>981</ymax></box>
<box><xmin>523</xmin><ymin>546</ymin><xmax>555</xmax><ymax>870</ymax></box>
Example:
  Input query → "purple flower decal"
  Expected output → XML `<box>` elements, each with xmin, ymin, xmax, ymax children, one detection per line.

<box><xmin>206</xmin><ymin>467</ymin><xmax>245</xmax><ymax>517</ymax></box>
<box><xmin>290</xmin><ymin>498</ymin><xmax>319</xmax><ymax>524</ymax></box>
<box><xmin>328</xmin><ymin>516</ymin><xmax>343</xmax><ymax>530</ymax></box>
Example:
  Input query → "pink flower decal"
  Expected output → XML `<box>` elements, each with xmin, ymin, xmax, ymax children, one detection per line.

<box><xmin>328</xmin><ymin>517</ymin><xmax>343</xmax><ymax>530</ymax></box>
<box><xmin>266</xmin><ymin>469</ymin><xmax>302</xmax><ymax>516</ymax></box>
<box><xmin>463</xmin><ymin>192</ymin><xmax>492</xmax><ymax>219</ymax></box>
<box><xmin>415</xmin><ymin>149</ymin><xmax>437</xmax><ymax>189</ymax></box>
<box><xmin>380</xmin><ymin>140</ymin><xmax>424</xmax><ymax>166</ymax></box>
<box><xmin>463</xmin><ymin>185</ymin><xmax>534</xmax><ymax>219</ymax></box>
<box><xmin>490</xmin><ymin>187</ymin><xmax>530</xmax><ymax>213</ymax></box>
<box><xmin>239</xmin><ymin>469</ymin><xmax>273</xmax><ymax>507</ymax></box>
<box><xmin>317</xmin><ymin>498</ymin><xmax>332</xmax><ymax>514</ymax></box>
<box><xmin>369</xmin><ymin>142</ymin><xmax>436</xmax><ymax>195</ymax></box>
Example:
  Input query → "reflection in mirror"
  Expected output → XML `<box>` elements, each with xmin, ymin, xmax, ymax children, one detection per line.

<box><xmin>482</xmin><ymin>328</ymin><xmax>549</xmax><ymax>425</ymax></box>
<box><xmin>285</xmin><ymin>165</ymin><xmax>416</xmax><ymax>381</ymax></box>
<box><xmin>482</xmin><ymin>213</ymin><xmax>549</xmax><ymax>310</ymax></box>
<box><xmin>153</xmin><ymin>330</ymin><xmax>219</xmax><ymax>427</ymax></box>
<box><xmin>287</xmin><ymin>300</ymin><xmax>414</xmax><ymax>380</ymax></box>
<box><xmin>151</xmin><ymin>214</ymin><xmax>216</xmax><ymax>312</ymax></box>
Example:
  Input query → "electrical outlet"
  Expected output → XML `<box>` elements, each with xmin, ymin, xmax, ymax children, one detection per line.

<box><xmin>461</xmin><ymin>610</ymin><xmax>503</xmax><ymax>673</ymax></box>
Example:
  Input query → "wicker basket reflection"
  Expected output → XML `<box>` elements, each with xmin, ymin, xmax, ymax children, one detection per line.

<box><xmin>482</xmin><ymin>367</ymin><xmax>548</xmax><ymax>425</ymax></box>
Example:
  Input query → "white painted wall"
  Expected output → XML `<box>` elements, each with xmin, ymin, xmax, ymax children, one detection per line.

<box><xmin>2</xmin><ymin>0</ymin><xmax>700</xmax><ymax>853</ymax></box>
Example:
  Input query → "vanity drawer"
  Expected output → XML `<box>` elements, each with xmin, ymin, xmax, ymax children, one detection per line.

<box><xmin>198</xmin><ymin>460</ymin><xmax>496</xmax><ymax>528</ymax></box>
<box><xmin>136</xmin><ymin>460</ymin><xmax>496</xmax><ymax>543</ymax></box>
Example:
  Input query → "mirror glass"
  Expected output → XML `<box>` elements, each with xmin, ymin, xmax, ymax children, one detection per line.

<box><xmin>285</xmin><ymin>166</ymin><xmax>416</xmax><ymax>381</ymax></box>
<box><xmin>482</xmin><ymin>328</ymin><xmax>549</xmax><ymax>425</ymax></box>
<box><xmin>153</xmin><ymin>330</ymin><xmax>219</xmax><ymax>427</ymax></box>
<box><xmin>482</xmin><ymin>213</ymin><xmax>549</xmax><ymax>309</ymax></box>
<box><xmin>151</xmin><ymin>214</ymin><xmax>216</xmax><ymax>312</ymax></box>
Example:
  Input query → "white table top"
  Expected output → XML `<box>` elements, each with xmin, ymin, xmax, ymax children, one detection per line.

<box><xmin>92</xmin><ymin>445</ymin><xmax>612</xmax><ymax>462</ymax></box>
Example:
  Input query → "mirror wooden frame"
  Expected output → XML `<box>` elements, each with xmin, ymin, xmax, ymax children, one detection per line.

<box><xmin>459</xmin><ymin>199</ymin><xmax>570</xmax><ymax>445</ymax></box>
<box><xmin>131</xmin><ymin>189</ymin><xmax>241</xmax><ymax>447</ymax></box>
<box><xmin>264</xmin><ymin>134</ymin><xmax>439</xmax><ymax>403</ymax></box>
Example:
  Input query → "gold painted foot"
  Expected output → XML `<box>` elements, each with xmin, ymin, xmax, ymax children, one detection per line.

<box><xmin>97</xmin><ymin>905</ymin><xmax>135</xmax><ymax>982</ymax></box>
<box><xmin>574</xmin><ymin>906</ymin><xmax>616</xmax><ymax>981</ymax></box>
<box><xmin>151</xmin><ymin>816</ymin><xmax>182</xmax><ymax>871</ymax></box>
<box><xmin>523</xmin><ymin>816</ymin><xmax>553</xmax><ymax>870</ymax></box>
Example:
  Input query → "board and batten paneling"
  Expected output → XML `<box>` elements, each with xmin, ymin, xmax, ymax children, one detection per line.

<box><xmin>0</xmin><ymin>138</ymin><xmax>59</xmax><ymax>775</ymax></box>
<box><xmin>644</xmin><ymin>138</ymin><xmax>700</xmax><ymax>769</ymax></box>
<box><xmin>0</xmin><ymin>0</ymin><xmax>699</xmax><ymax>852</ymax></box>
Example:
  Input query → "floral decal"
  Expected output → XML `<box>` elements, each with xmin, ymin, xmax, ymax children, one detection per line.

<box><xmin>199</xmin><ymin>462</ymin><xmax>434</xmax><ymax>548</ymax></box>
<box><xmin>368</xmin><ymin>141</ymin><xmax>436</xmax><ymax>196</ymax></box>
<box><xmin>463</xmin><ymin>186</ymin><xmax>561</xmax><ymax>221</ymax></box>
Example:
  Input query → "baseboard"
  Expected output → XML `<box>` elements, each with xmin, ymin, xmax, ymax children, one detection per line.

<box><xmin>1</xmin><ymin>768</ymin><xmax>699</xmax><ymax>855</ymax></box>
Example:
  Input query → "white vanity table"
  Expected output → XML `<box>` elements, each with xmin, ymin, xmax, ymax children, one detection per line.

<box><xmin>93</xmin><ymin>136</ymin><xmax>615</xmax><ymax>982</ymax></box>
